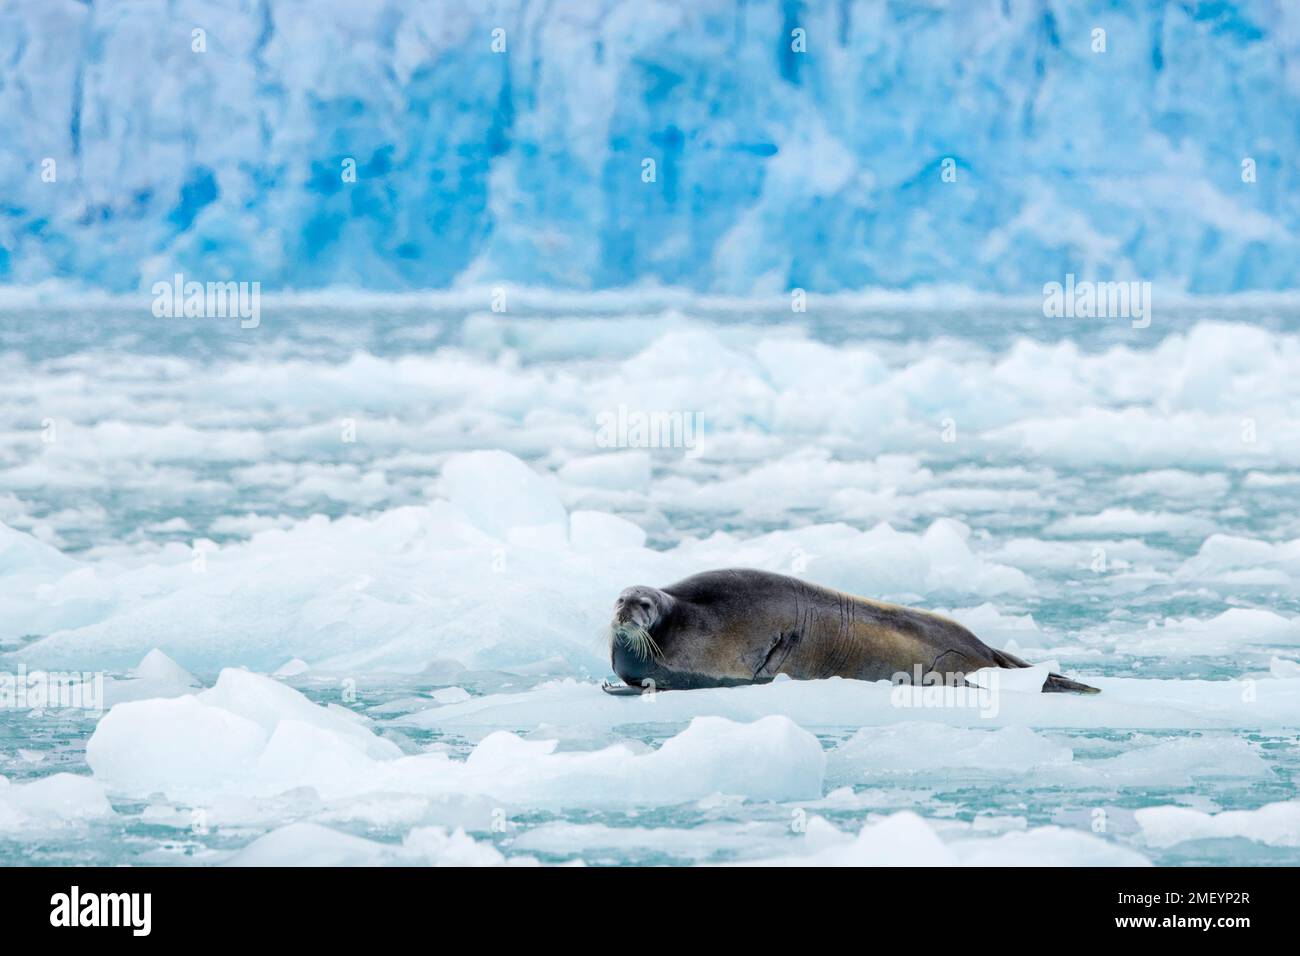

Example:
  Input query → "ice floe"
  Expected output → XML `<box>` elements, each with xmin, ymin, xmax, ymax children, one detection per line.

<box><xmin>401</xmin><ymin>672</ymin><xmax>1300</xmax><ymax>735</ymax></box>
<box><xmin>734</xmin><ymin>812</ymin><xmax>1150</xmax><ymax>866</ymax></box>
<box><xmin>0</xmin><ymin>773</ymin><xmax>113</xmax><ymax>832</ymax></box>
<box><xmin>1136</xmin><ymin>801</ymin><xmax>1300</xmax><ymax>848</ymax></box>
<box><xmin>225</xmin><ymin>822</ymin><xmax>526</xmax><ymax>866</ymax></box>
<box><xmin>86</xmin><ymin>670</ymin><xmax>824</xmax><ymax>807</ymax></box>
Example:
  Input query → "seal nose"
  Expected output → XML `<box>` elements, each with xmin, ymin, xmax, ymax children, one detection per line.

<box><xmin>613</xmin><ymin>596</ymin><xmax>651</xmax><ymax>626</ymax></box>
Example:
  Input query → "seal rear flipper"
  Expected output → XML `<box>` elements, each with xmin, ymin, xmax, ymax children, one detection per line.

<box><xmin>1041</xmin><ymin>672</ymin><xmax>1101</xmax><ymax>694</ymax></box>
<box><xmin>991</xmin><ymin>647</ymin><xmax>1032</xmax><ymax>669</ymax></box>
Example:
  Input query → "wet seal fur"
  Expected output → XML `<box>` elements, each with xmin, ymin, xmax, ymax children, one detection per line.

<box><xmin>604</xmin><ymin>569</ymin><xmax>1099</xmax><ymax>695</ymax></box>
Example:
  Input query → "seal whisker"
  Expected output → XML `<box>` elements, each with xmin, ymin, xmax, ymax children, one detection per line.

<box><xmin>611</xmin><ymin>622</ymin><xmax>663</xmax><ymax>662</ymax></box>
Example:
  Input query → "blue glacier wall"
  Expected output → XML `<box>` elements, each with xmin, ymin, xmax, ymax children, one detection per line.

<box><xmin>0</xmin><ymin>0</ymin><xmax>1297</xmax><ymax>293</ymax></box>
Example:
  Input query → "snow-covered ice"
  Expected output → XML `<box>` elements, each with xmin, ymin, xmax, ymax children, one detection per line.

<box><xmin>87</xmin><ymin>670</ymin><xmax>824</xmax><ymax>806</ymax></box>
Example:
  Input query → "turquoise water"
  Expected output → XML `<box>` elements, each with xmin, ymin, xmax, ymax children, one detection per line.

<box><xmin>1</xmin><ymin>295</ymin><xmax>1298</xmax><ymax>865</ymax></box>
<box><xmin>3</xmin><ymin>673</ymin><xmax>1298</xmax><ymax>865</ymax></box>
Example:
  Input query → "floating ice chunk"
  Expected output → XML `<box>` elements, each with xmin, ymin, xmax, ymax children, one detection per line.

<box><xmin>676</xmin><ymin>518</ymin><xmax>1031</xmax><ymax>598</ymax></box>
<box><xmin>429</xmin><ymin>686</ymin><xmax>472</xmax><ymax>705</ymax></box>
<box><xmin>557</xmin><ymin>452</ymin><xmax>652</xmax><ymax>492</ymax></box>
<box><xmin>273</xmin><ymin>658</ymin><xmax>310</xmax><ymax>677</ymax></box>
<box><xmin>1135</xmin><ymin>801</ymin><xmax>1300</xmax><ymax>848</ymax></box>
<box><xmin>103</xmin><ymin>647</ymin><xmax>202</xmax><ymax>706</ymax></box>
<box><xmin>661</xmin><ymin>451</ymin><xmax>924</xmax><ymax>522</ymax></box>
<box><xmin>0</xmin><ymin>521</ymin><xmax>109</xmax><ymax>643</ymax></box>
<box><xmin>90</xmin><ymin>670</ymin><xmax>396</xmax><ymax>796</ymax></box>
<box><xmin>225</xmin><ymin>822</ymin><xmax>517</xmax><ymax>866</ymax></box>
<box><xmin>625</xmin><ymin>329</ymin><xmax>751</xmax><ymax>380</ymax></box>
<box><xmin>754</xmin><ymin>337</ymin><xmax>888</xmax><ymax>390</ymax></box>
<box><xmin>1061</xmin><ymin>735</ymin><xmax>1270</xmax><ymax>786</ymax></box>
<box><xmin>743</xmin><ymin>813</ymin><xmax>1148</xmax><ymax>866</ymax></box>
<box><xmin>1046</xmin><ymin>508</ymin><xmax>1217</xmax><ymax>537</ymax></box>
<box><xmin>970</xmin><ymin>815</ymin><xmax>1028</xmax><ymax>833</ymax></box>
<box><xmin>198</xmin><ymin>669</ymin><xmax>400</xmax><ymax>760</ymax></box>
<box><xmin>1111</xmin><ymin>608</ymin><xmax>1300</xmax><ymax>656</ymax></box>
<box><xmin>1243</xmin><ymin>471</ymin><xmax>1300</xmax><ymax>488</ymax></box>
<box><xmin>465</xmin><ymin>715</ymin><xmax>824</xmax><ymax>806</ymax></box>
<box><xmin>1270</xmin><ymin>657</ymin><xmax>1300</xmax><ymax>679</ymax></box>
<box><xmin>827</xmin><ymin>724</ymin><xmax>1073</xmax><ymax>784</ymax></box>
<box><xmin>226</xmin><ymin>822</ymin><xmax>396</xmax><ymax>866</ymax></box>
<box><xmin>741</xmin><ymin>812</ymin><xmax>957</xmax><ymax>866</ymax></box>
<box><xmin>511</xmin><ymin>821</ymin><xmax>784</xmax><ymax>861</ymax></box>
<box><xmin>88</xmin><ymin>674</ymin><xmax>821</xmax><ymax>809</ymax></box>
<box><xmin>1177</xmin><ymin>533</ymin><xmax>1300</xmax><ymax>587</ymax></box>
<box><xmin>400</xmin><ymin>826</ymin><xmax>526</xmax><ymax>866</ymax></box>
<box><xmin>87</xmin><ymin>695</ymin><xmax>269</xmax><ymax>793</ymax></box>
<box><xmin>439</xmin><ymin>451</ymin><xmax>567</xmax><ymax>544</ymax></box>
<box><xmin>988</xmin><ymin>407</ymin><xmax>1297</xmax><ymax>469</ymax></box>
<box><xmin>942</xmin><ymin>604</ymin><xmax>1043</xmax><ymax>648</ymax></box>
<box><xmin>0</xmin><ymin>519</ymin><xmax>76</xmax><ymax>575</ymax></box>
<box><xmin>988</xmin><ymin>535</ymin><xmax>1171</xmax><ymax>574</ymax></box>
<box><xmin>0</xmin><ymin>773</ymin><xmax>114</xmax><ymax>831</ymax></box>
<box><xmin>252</xmin><ymin>720</ymin><xmax>409</xmax><ymax>800</ymax></box>
<box><xmin>131</xmin><ymin>648</ymin><xmax>199</xmax><ymax>686</ymax></box>
<box><xmin>952</xmin><ymin>827</ymin><xmax>1150</xmax><ymax>866</ymax></box>
<box><xmin>1115</xmin><ymin>470</ymin><xmax>1229</xmax><ymax>501</ymax></box>
<box><xmin>15</xmin><ymin>500</ymin><xmax>619</xmax><ymax>672</ymax></box>
<box><xmin>644</xmin><ymin>715</ymin><xmax>823</xmax><ymax>803</ymax></box>
<box><xmin>208</xmin><ymin>513</ymin><xmax>298</xmax><ymax>537</ymax></box>
<box><xmin>918</xmin><ymin>519</ymin><xmax>1032</xmax><ymax>595</ymax></box>
<box><xmin>569</xmin><ymin>511</ymin><xmax>647</xmax><ymax>551</ymax></box>
<box><xmin>829</xmin><ymin>726</ymin><xmax>1267</xmax><ymax>790</ymax></box>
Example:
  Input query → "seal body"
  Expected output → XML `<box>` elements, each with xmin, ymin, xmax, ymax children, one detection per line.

<box><xmin>607</xmin><ymin>569</ymin><xmax>1097</xmax><ymax>694</ymax></box>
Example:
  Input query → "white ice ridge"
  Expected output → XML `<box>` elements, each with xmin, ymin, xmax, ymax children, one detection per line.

<box><xmin>402</xmin><ymin>673</ymin><xmax>1300</xmax><ymax>734</ymax></box>
<box><xmin>8</xmin><ymin>443</ymin><xmax>1300</xmax><ymax>676</ymax></box>
<box><xmin>86</xmin><ymin>669</ymin><xmax>825</xmax><ymax>806</ymax></box>
<box><xmin>2</xmin><ymin>449</ymin><xmax>1033</xmax><ymax>673</ymax></box>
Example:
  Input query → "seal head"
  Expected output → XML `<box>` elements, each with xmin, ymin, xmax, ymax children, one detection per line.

<box><xmin>607</xmin><ymin>585</ymin><xmax>675</xmax><ymax>687</ymax></box>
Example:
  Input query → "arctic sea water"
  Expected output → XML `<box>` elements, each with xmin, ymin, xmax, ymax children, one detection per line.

<box><xmin>1</xmin><ymin>293</ymin><xmax>1298</xmax><ymax>866</ymax></box>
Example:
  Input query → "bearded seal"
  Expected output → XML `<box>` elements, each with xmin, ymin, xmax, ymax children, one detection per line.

<box><xmin>603</xmin><ymin>569</ymin><xmax>1098</xmax><ymax>695</ymax></box>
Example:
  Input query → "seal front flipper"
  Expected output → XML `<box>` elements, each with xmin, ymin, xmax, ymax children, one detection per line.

<box><xmin>601</xmin><ymin>680</ymin><xmax>645</xmax><ymax>696</ymax></box>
